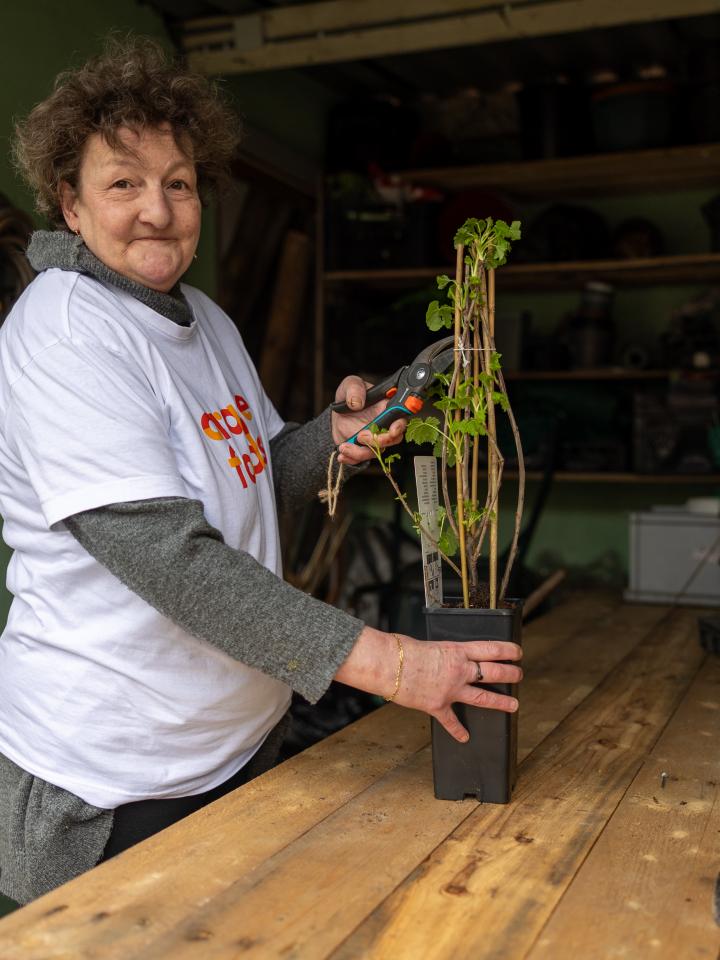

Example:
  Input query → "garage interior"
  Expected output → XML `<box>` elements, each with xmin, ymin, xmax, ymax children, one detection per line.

<box><xmin>1</xmin><ymin>0</ymin><xmax>719</xmax><ymax>756</ymax></box>
<box><xmin>0</xmin><ymin>0</ymin><xmax>718</xmax><ymax>932</ymax></box>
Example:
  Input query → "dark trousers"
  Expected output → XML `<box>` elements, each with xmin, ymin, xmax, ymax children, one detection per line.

<box><xmin>100</xmin><ymin>713</ymin><xmax>290</xmax><ymax>861</ymax></box>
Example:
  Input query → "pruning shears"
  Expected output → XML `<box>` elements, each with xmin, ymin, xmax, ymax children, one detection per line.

<box><xmin>331</xmin><ymin>336</ymin><xmax>455</xmax><ymax>446</ymax></box>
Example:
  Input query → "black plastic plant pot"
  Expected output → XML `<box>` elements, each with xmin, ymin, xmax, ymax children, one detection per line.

<box><xmin>424</xmin><ymin>602</ymin><xmax>522</xmax><ymax>804</ymax></box>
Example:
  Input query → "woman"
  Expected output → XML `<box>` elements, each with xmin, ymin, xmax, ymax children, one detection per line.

<box><xmin>0</xmin><ymin>38</ymin><xmax>522</xmax><ymax>904</ymax></box>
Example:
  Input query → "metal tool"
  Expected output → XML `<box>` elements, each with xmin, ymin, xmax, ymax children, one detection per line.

<box><xmin>331</xmin><ymin>336</ymin><xmax>454</xmax><ymax>446</ymax></box>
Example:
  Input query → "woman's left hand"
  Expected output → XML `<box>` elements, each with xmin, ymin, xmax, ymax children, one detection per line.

<box><xmin>331</xmin><ymin>375</ymin><xmax>408</xmax><ymax>465</ymax></box>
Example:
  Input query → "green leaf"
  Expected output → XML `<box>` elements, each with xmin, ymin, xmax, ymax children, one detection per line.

<box><xmin>438</xmin><ymin>524</ymin><xmax>458</xmax><ymax>557</ymax></box>
<box><xmin>464</xmin><ymin>503</ymin><xmax>486</xmax><ymax>527</ymax></box>
<box><xmin>428</xmin><ymin>374</ymin><xmax>450</xmax><ymax>392</ymax></box>
<box><xmin>435</xmin><ymin>395</ymin><xmax>462</xmax><ymax>413</ymax></box>
<box><xmin>406</xmin><ymin>416</ymin><xmax>441</xmax><ymax>445</ymax></box>
<box><xmin>492</xmin><ymin>390</ymin><xmax>509</xmax><ymax>412</ymax></box>
<box><xmin>452</xmin><ymin>418</ymin><xmax>486</xmax><ymax>437</ymax></box>
<box><xmin>434</xmin><ymin>435</ymin><xmax>455</xmax><ymax>465</ymax></box>
<box><xmin>436</xmin><ymin>274</ymin><xmax>451</xmax><ymax>290</ymax></box>
<box><xmin>425</xmin><ymin>301</ymin><xmax>453</xmax><ymax>331</ymax></box>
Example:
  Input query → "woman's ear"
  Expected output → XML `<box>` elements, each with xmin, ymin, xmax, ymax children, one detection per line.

<box><xmin>59</xmin><ymin>181</ymin><xmax>80</xmax><ymax>234</ymax></box>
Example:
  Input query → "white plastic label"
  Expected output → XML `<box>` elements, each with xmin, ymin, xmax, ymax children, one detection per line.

<box><xmin>414</xmin><ymin>455</ymin><xmax>443</xmax><ymax>608</ymax></box>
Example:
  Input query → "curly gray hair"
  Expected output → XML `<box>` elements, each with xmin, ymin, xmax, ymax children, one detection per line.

<box><xmin>13</xmin><ymin>35</ymin><xmax>242</xmax><ymax>226</ymax></box>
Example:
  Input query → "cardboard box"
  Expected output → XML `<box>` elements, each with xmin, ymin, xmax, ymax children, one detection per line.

<box><xmin>625</xmin><ymin>509</ymin><xmax>720</xmax><ymax>606</ymax></box>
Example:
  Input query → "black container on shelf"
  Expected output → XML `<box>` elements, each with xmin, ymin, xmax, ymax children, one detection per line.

<box><xmin>325</xmin><ymin>97</ymin><xmax>419</xmax><ymax>173</ymax></box>
<box><xmin>517</xmin><ymin>80</ymin><xmax>593</xmax><ymax>159</ymax></box>
<box><xmin>423</xmin><ymin>602</ymin><xmax>522</xmax><ymax>803</ymax></box>
<box><xmin>325</xmin><ymin>200</ymin><xmax>439</xmax><ymax>270</ymax></box>
<box><xmin>591</xmin><ymin>80</ymin><xmax>676</xmax><ymax>152</ymax></box>
<box><xmin>702</xmin><ymin>195</ymin><xmax>720</xmax><ymax>253</ymax></box>
<box><xmin>566</xmin><ymin>282</ymin><xmax>615</xmax><ymax>369</ymax></box>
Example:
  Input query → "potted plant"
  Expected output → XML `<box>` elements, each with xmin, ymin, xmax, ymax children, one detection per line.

<box><xmin>371</xmin><ymin>216</ymin><xmax>525</xmax><ymax>802</ymax></box>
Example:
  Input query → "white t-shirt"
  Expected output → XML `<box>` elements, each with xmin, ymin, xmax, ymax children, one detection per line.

<box><xmin>0</xmin><ymin>268</ymin><xmax>291</xmax><ymax>808</ymax></box>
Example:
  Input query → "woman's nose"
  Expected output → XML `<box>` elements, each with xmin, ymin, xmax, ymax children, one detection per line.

<box><xmin>138</xmin><ymin>184</ymin><xmax>172</xmax><ymax>229</ymax></box>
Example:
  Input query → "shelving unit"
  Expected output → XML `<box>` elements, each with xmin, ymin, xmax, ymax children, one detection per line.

<box><xmin>514</xmin><ymin>471</ymin><xmax>720</xmax><ymax>484</ymax></box>
<box><xmin>397</xmin><ymin>142</ymin><xmax>720</xmax><ymax>197</ymax></box>
<box><xmin>316</xmin><ymin>142</ymin><xmax>720</xmax><ymax>484</ymax></box>
<box><xmin>325</xmin><ymin>252</ymin><xmax>720</xmax><ymax>291</ymax></box>
<box><xmin>364</xmin><ymin>465</ymin><xmax>720</xmax><ymax>485</ymax></box>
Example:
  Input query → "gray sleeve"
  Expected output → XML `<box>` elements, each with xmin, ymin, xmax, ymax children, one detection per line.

<box><xmin>63</xmin><ymin>497</ymin><xmax>365</xmax><ymax>703</ymax></box>
<box><xmin>270</xmin><ymin>407</ymin><xmax>365</xmax><ymax>515</ymax></box>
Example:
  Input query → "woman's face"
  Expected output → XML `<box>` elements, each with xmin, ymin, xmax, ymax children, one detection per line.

<box><xmin>60</xmin><ymin>125</ymin><xmax>201</xmax><ymax>293</ymax></box>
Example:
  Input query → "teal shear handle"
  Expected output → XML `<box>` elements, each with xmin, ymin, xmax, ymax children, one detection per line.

<box><xmin>336</xmin><ymin>399</ymin><xmax>422</xmax><ymax>446</ymax></box>
<box><xmin>331</xmin><ymin>336</ymin><xmax>454</xmax><ymax>447</ymax></box>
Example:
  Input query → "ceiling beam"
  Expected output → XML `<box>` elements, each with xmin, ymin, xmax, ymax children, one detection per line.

<box><xmin>180</xmin><ymin>0</ymin><xmax>720</xmax><ymax>75</ymax></box>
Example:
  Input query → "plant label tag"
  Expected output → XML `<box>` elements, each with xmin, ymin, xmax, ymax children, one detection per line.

<box><xmin>414</xmin><ymin>455</ymin><xmax>443</xmax><ymax>608</ymax></box>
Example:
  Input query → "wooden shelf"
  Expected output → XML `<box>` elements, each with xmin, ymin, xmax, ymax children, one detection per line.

<box><xmin>397</xmin><ymin>143</ymin><xmax>720</xmax><ymax>198</ymax></box>
<box><xmin>325</xmin><ymin>252</ymin><xmax>720</xmax><ymax>290</ymax></box>
<box><xmin>505</xmin><ymin>368</ymin><xmax>719</xmax><ymax>381</ymax></box>
<box><xmin>364</xmin><ymin>462</ymin><xmax>720</xmax><ymax>484</ymax></box>
<box><xmin>515</xmin><ymin>472</ymin><xmax>720</xmax><ymax>484</ymax></box>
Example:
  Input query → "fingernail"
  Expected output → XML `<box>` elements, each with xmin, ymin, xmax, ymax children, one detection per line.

<box><xmin>460</xmin><ymin>733</ymin><xmax>469</xmax><ymax>743</ymax></box>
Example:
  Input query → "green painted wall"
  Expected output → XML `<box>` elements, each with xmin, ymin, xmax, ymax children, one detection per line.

<box><xmin>223</xmin><ymin>71</ymin><xmax>337</xmax><ymax>163</ymax></box>
<box><xmin>0</xmin><ymin>3</ymin><xmax>168</xmax><ymax>221</ymax></box>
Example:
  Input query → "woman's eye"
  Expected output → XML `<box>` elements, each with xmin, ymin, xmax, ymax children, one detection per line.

<box><xmin>168</xmin><ymin>180</ymin><xmax>188</xmax><ymax>191</ymax></box>
<box><xmin>111</xmin><ymin>179</ymin><xmax>132</xmax><ymax>189</ymax></box>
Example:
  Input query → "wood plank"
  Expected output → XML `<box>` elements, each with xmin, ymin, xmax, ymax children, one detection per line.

<box><xmin>183</xmin><ymin>0</ymin><xmax>719</xmax><ymax>44</ymax></box>
<box><xmin>325</xmin><ymin>252</ymin><xmax>720</xmax><ymax>291</ymax></box>
<box><xmin>263</xmin><ymin>0</ymin><xmax>505</xmax><ymax>39</ymax></box>
<box><xmin>507</xmin><ymin>369</ymin><xmax>676</xmax><ymax>381</ymax></box>
<box><xmin>402</xmin><ymin>143</ymin><xmax>720</xmax><ymax>197</ymax></box>
<box><xmin>181</xmin><ymin>0</ymin><xmax>507</xmax><ymax>48</ymax></box>
<box><xmin>518</xmin><ymin>602</ymin><xmax>667</xmax><ymax>761</ymax></box>
<box><xmin>517</xmin><ymin>472</ymin><xmax>720</xmax><ymax>485</ymax></box>
<box><xmin>0</xmin><ymin>706</ymin><xmax>430</xmax><ymax>960</ymax></box>
<box><xmin>92</xmin><ymin>605</ymin><xmax>668</xmax><ymax>959</ymax></box>
<box><xmin>314</xmin><ymin>171</ymin><xmax>325</xmax><ymax>414</ymax></box>
<box><xmin>184</xmin><ymin>0</ymin><xmax>720</xmax><ymax>74</ymax></box>
<box><xmin>259</xmin><ymin>229</ymin><xmax>311</xmax><ymax>409</ymax></box>
<box><xmin>331</xmin><ymin>607</ymin><xmax>704</xmax><ymax>960</ymax></box>
<box><xmin>526</xmin><ymin>655</ymin><xmax>720</xmax><ymax>959</ymax></box>
<box><xmin>519</xmin><ymin>589</ymin><xmax>620</xmax><ymax>663</ymax></box>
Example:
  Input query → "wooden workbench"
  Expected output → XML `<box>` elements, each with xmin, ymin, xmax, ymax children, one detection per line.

<box><xmin>1</xmin><ymin>593</ymin><xmax>719</xmax><ymax>959</ymax></box>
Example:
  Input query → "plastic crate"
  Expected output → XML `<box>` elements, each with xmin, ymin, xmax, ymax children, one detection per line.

<box><xmin>625</xmin><ymin>510</ymin><xmax>720</xmax><ymax>606</ymax></box>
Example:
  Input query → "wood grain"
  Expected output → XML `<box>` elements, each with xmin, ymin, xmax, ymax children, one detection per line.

<box><xmin>0</xmin><ymin>706</ymin><xmax>429</xmax><ymax>960</ymax></box>
<box><xmin>109</xmin><ymin>606</ymin><xmax>669</xmax><ymax>957</ymax></box>
<box><xmin>0</xmin><ymin>592</ymin><xmax>611</xmax><ymax>957</ymax></box>
<box><xmin>331</xmin><ymin>607</ymin><xmax>704</xmax><ymax>960</ymax></box>
<box><xmin>527</xmin><ymin>656</ymin><xmax>720</xmax><ymax>960</ymax></box>
<box><xmin>0</xmin><ymin>597</ymin><xmax>684</xmax><ymax>960</ymax></box>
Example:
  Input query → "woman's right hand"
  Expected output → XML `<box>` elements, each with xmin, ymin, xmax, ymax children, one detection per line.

<box><xmin>334</xmin><ymin>626</ymin><xmax>522</xmax><ymax>743</ymax></box>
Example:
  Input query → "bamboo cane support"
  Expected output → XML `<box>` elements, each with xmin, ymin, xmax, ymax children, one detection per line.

<box><xmin>487</xmin><ymin>268</ymin><xmax>498</xmax><ymax>608</ymax></box>
<box><xmin>453</xmin><ymin>244</ymin><xmax>469</xmax><ymax>609</ymax></box>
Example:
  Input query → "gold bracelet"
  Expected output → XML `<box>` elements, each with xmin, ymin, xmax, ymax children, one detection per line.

<box><xmin>385</xmin><ymin>633</ymin><xmax>405</xmax><ymax>702</ymax></box>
